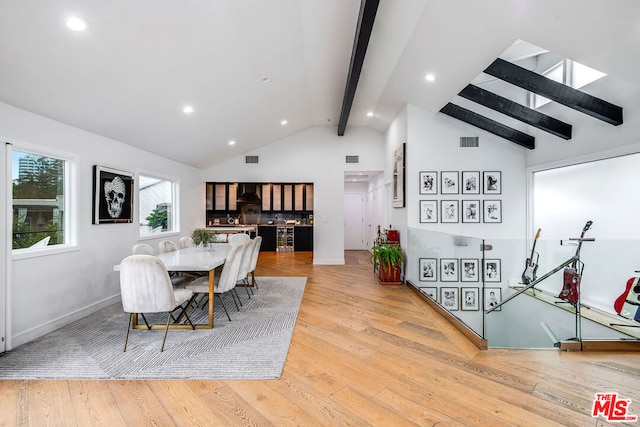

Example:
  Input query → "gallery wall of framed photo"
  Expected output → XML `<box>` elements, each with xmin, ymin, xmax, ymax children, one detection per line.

<box><xmin>418</xmin><ymin>257</ymin><xmax>502</xmax><ymax>312</ymax></box>
<box><xmin>419</xmin><ymin>170</ymin><xmax>502</xmax><ymax>224</ymax></box>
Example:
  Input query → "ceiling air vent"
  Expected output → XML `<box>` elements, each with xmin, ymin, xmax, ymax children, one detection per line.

<box><xmin>346</xmin><ymin>155</ymin><xmax>359</xmax><ymax>164</ymax></box>
<box><xmin>460</xmin><ymin>136</ymin><xmax>479</xmax><ymax>147</ymax></box>
<box><xmin>245</xmin><ymin>155</ymin><xmax>259</xmax><ymax>164</ymax></box>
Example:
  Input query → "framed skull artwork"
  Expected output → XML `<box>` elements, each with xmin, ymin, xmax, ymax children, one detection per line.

<box><xmin>93</xmin><ymin>165</ymin><xmax>134</xmax><ymax>224</ymax></box>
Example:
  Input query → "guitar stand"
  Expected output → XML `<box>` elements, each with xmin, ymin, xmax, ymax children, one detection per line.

<box><xmin>486</xmin><ymin>238</ymin><xmax>593</xmax><ymax>314</ymax></box>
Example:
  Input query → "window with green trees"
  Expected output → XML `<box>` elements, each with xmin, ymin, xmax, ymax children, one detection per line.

<box><xmin>12</xmin><ymin>150</ymin><xmax>66</xmax><ymax>249</ymax></box>
<box><xmin>139</xmin><ymin>174</ymin><xmax>176</xmax><ymax>236</ymax></box>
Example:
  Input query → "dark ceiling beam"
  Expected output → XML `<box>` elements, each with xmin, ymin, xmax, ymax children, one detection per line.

<box><xmin>337</xmin><ymin>0</ymin><xmax>380</xmax><ymax>136</ymax></box>
<box><xmin>458</xmin><ymin>84</ymin><xmax>572</xmax><ymax>140</ymax></box>
<box><xmin>440</xmin><ymin>103</ymin><xmax>535</xmax><ymax>149</ymax></box>
<box><xmin>484</xmin><ymin>58</ymin><xmax>623</xmax><ymax>126</ymax></box>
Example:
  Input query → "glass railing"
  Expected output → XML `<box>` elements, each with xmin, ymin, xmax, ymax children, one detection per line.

<box><xmin>406</xmin><ymin>228</ymin><xmax>640</xmax><ymax>349</ymax></box>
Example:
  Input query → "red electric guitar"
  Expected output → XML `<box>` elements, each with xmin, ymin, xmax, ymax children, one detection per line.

<box><xmin>614</xmin><ymin>276</ymin><xmax>640</xmax><ymax>321</ymax></box>
<box><xmin>558</xmin><ymin>221</ymin><xmax>592</xmax><ymax>304</ymax></box>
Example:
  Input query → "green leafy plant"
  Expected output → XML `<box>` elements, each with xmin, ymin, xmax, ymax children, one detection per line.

<box><xmin>146</xmin><ymin>208</ymin><xmax>168</xmax><ymax>230</ymax></box>
<box><xmin>191</xmin><ymin>228</ymin><xmax>214</xmax><ymax>246</ymax></box>
<box><xmin>370</xmin><ymin>244</ymin><xmax>404</xmax><ymax>273</ymax></box>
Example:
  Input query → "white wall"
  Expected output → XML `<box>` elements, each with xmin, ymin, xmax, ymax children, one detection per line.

<box><xmin>384</xmin><ymin>107</ymin><xmax>408</xmax><ymax>248</ymax></box>
<box><xmin>0</xmin><ymin>102</ymin><xmax>203</xmax><ymax>348</ymax></box>
<box><xmin>393</xmin><ymin>104</ymin><xmax>528</xmax><ymax>321</ymax></box>
<box><xmin>200</xmin><ymin>126</ymin><xmax>385</xmax><ymax>264</ymax></box>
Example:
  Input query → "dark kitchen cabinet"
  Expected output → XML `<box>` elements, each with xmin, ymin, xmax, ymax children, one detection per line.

<box><xmin>206</xmin><ymin>182</ymin><xmax>239</xmax><ymax>212</ymax></box>
<box><xmin>207</xmin><ymin>181</ymin><xmax>313</xmax><ymax>214</ymax></box>
<box><xmin>258</xmin><ymin>226</ymin><xmax>277</xmax><ymax>251</ymax></box>
<box><xmin>294</xmin><ymin>226</ymin><xmax>313</xmax><ymax>251</ymax></box>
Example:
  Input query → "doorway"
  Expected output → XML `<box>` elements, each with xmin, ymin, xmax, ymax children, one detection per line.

<box><xmin>344</xmin><ymin>193</ymin><xmax>365</xmax><ymax>250</ymax></box>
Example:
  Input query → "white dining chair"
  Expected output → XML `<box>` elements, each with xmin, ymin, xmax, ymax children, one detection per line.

<box><xmin>179</xmin><ymin>236</ymin><xmax>194</xmax><ymax>249</ymax></box>
<box><xmin>247</xmin><ymin>236</ymin><xmax>262</xmax><ymax>289</ymax></box>
<box><xmin>228</xmin><ymin>233</ymin><xmax>250</xmax><ymax>246</ymax></box>
<box><xmin>185</xmin><ymin>242</ymin><xmax>245</xmax><ymax>321</ymax></box>
<box><xmin>132</xmin><ymin>243</ymin><xmax>155</xmax><ymax>255</ymax></box>
<box><xmin>119</xmin><ymin>254</ymin><xmax>195</xmax><ymax>352</ymax></box>
<box><xmin>158</xmin><ymin>240</ymin><xmax>179</xmax><ymax>254</ymax></box>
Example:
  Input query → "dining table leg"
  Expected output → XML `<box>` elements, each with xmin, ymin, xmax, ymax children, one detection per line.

<box><xmin>208</xmin><ymin>268</ymin><xmax>214</xmax><ymax>328</ymax></box>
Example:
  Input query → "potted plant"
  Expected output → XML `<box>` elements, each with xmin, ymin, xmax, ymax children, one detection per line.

<box><xmin>371</xmin><ymin>244</ymin><xmax>404</xmax><ymax>285</ymax></box>
<box><xmin>191</xmin><ymin>228</ymin><xmax>214</xmax><ymax>247</ymax></box>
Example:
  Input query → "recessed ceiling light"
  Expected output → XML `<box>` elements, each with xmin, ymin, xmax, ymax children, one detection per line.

<box><xmin>366</xmin><ymin>111</ymin><xmax>374</xmax><ymax>117</ymax></box>
<box><xmin>425</xmin><ymin>73</ymin><xmax>436</xmax><ymax>82</ymax></box>
<box><xmin>66</xmin><ymin>16</ymin><xmax>88</xmax><ymax>32</ymax></box>
<box><xmin>228</xmin><ymin>140</ymin><xmax>236</xmax><ymax>146</ymax></box>
<box><xmin>183</xmin><ymin>105</ymin><xmax>194</xmax><ymax>114</ymax></box>
<box><xmin>280</xmin><ymin>119</ymin><xmax>288</xmax><ymax>126</ymax></box>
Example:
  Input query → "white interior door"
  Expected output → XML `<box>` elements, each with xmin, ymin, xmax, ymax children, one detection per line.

<box><xmin>344</xmin><ymin>193</ymin><xmax>365</xmax><ymax>250</ymax></box>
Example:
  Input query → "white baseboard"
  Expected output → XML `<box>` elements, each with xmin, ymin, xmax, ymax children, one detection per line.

<box><xmin>313</xmin><ymin>258</ymin><xmax>345</xmax><ymax>265</ymax></box>
<box><xmin>10</xmin><ymin>294</ymin><xmax>121</xmax><ymax>350</ymax></box>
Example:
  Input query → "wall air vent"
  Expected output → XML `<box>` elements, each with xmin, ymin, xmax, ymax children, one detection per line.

<box><xmin>460</xmin><ymin>136</ymin><xmax>479</xmax><ymax>147</ymax></box>
<box><xmin>245</xmin><ymin>155</ymin><xmax>259</xmax><ymax>164</ymax></box>
<box><xmin>346</xmin><ymin>155</ymin><xmax>359</xmax><ymax>164</ymax></box>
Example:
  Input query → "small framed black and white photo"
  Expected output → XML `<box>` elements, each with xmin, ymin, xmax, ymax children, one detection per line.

<box><xmin>441</xmin><ymin>287</ymin><xmax>459</xmax><ymax>311</ymax></box>
<box><xmin>419</xmin><ymin>171</ymin><xmax>437</xmax><ymax>195</ymax></box>
<box><xmin>484</xmin><ymin>287</ymin><xmax>502</xmax><ymax>311</ymax></box>
<box><xmin>441</xmin><ymin>200</ymin><xmax>459</xmax><ymax>223</ymax></box>
<box><xmin>483</xmin><ymin>171</ymin><xmax>502</xmax><ymax>194</ymax></box>
<box><xmin>461</xmin><ymin>171</ymin><xmax>480</xmax><ymax>194</ymax></box>
<box><xmin>92</xmin><ymin>165</ymin><xmax>134</xmax><ymax>224</ymax></box>
<box><xmin>461</xmin><ymin>200</ymin><xmax>480</xmax><ymax>223</ymax></box>
<box><xmin>441</xmin><ymin>171</ymin><xmax>459</xmax><ymax>194</ymax></box>
<box><xmin>420</xmin><ymin>200</ymin><xmax>438</xmax><ymax>223</ymax></box>
<box><xmin>419</xmin><ymin>258</ymin><xmax>437</xmax><ymax>282</ymax></box>
<box><xmin>461</xmin><ymin>287</ymin><xmax>480</xmax><ymax>311</ymax></box>
<box><xmin>460</xmin><ymin>258</ymin><xmax>479</xmax><ymax>282</ymax></box>
<box><xmin>483</xmin><ymin>259</ymin><xmax>501</xmax><ymax>282</ymax></box>
<box><xmin>483</xmin><ymin>200</ymin><xmax>502</xmax><ymax>223</ymax></box>
<box><xmin>440</xmin><ymin>258</ymin><xmax>458</xmax><ymax>282</ymax></box>
<box><xmin>420</xmin><ymin>287</ymin><xmax>438</xmax><ymax>302</ymax></box>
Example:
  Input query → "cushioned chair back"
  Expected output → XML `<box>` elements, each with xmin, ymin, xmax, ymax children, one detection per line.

<box><xmin>217</xmin><ymin>242</ymin><xmax>245</xmax><ymax>293</ymax></box>
<box><xmin>119</xmin><ymin>254</ymin><xmax>176</xmax><ymax>313</ymax></box>
<box><xmin>238</xmin><ymin>238</ymin><xmax>255</xmax><ymax>279</ymax></box>
<box><xmin>132</xmin><ymin>243</ymin><xmax>155</xmax><ymax>255</ymax></box>
<box><xmin>179</xmin><ymin>236</ymin><xmax>194</xmax><ymax>248</ymax></box>
<box><xmin>158</xmin><ymin>240</ymin><xmax>178</xmax><ymax>254</ymax></box>
<box><xmin>228</xmin><ymin>233</ymin><xmax>250</xmax><ymax>246</ymax></box>
<box><xmin>248</xmin><ymin>236</ymin><xmax>262</xmax><ymax>272</ymax></box>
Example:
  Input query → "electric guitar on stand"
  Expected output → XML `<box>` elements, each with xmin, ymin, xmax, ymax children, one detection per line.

<box><xmin>521</xmin><ymin>228</ymin><xmax>541</xmax><ymax>285</ymax></box>
<box><xmin>558</xmin><ymin>221</ymin><xmax>593</xmax><ymax>305</ymax></box>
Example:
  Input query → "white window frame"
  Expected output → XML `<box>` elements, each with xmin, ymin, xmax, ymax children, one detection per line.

<box><xmin>137</xmin><ymin>171</ymin><xmax>180</xmax><ymax>239</ymax></box>
<box><xmin>9</xmin><ymin>139</ymin><xmax>78</xmax><ymax>260</ymax></box>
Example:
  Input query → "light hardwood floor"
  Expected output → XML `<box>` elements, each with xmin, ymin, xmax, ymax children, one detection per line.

<box><xmin>1</xmin><ymin>250</ymin><xmax>640</xmax><ymax>426</ymax></box>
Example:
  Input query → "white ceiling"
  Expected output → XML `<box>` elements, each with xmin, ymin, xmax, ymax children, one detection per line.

<box><xmin>1</xmin><ymin>0</ymin><xmax>639</xmax><ymax>169</ymax></box>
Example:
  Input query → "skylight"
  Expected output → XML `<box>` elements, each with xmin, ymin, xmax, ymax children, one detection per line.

<box><xmin>530</xmin><ymin>59</ymin><xmax>607</xmax><ymax>109</ymax></box>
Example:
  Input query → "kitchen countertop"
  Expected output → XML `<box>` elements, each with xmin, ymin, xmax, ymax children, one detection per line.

<box><xmin>206</xmin><ymin>224</ymin><xmax>313</xmax><ymax>230</ymax></box>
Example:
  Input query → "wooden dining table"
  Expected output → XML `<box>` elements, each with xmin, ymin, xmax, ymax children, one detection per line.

<box><xmin>116</xmin><ymin>244</ymin><xmax>231</xmax><ymax>330</ymax></box>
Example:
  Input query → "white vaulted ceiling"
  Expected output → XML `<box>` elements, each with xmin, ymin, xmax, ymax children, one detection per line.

<box><xmin>1</xmin><ymin>0</ymin><xmax>639</xmax><ymax>168</ymax></box>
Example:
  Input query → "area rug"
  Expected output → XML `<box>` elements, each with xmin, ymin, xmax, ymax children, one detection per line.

<box><xmin>0</xmin><ymin>277</ymin><xmax>306</xmax><ymax>380</ymax></box>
